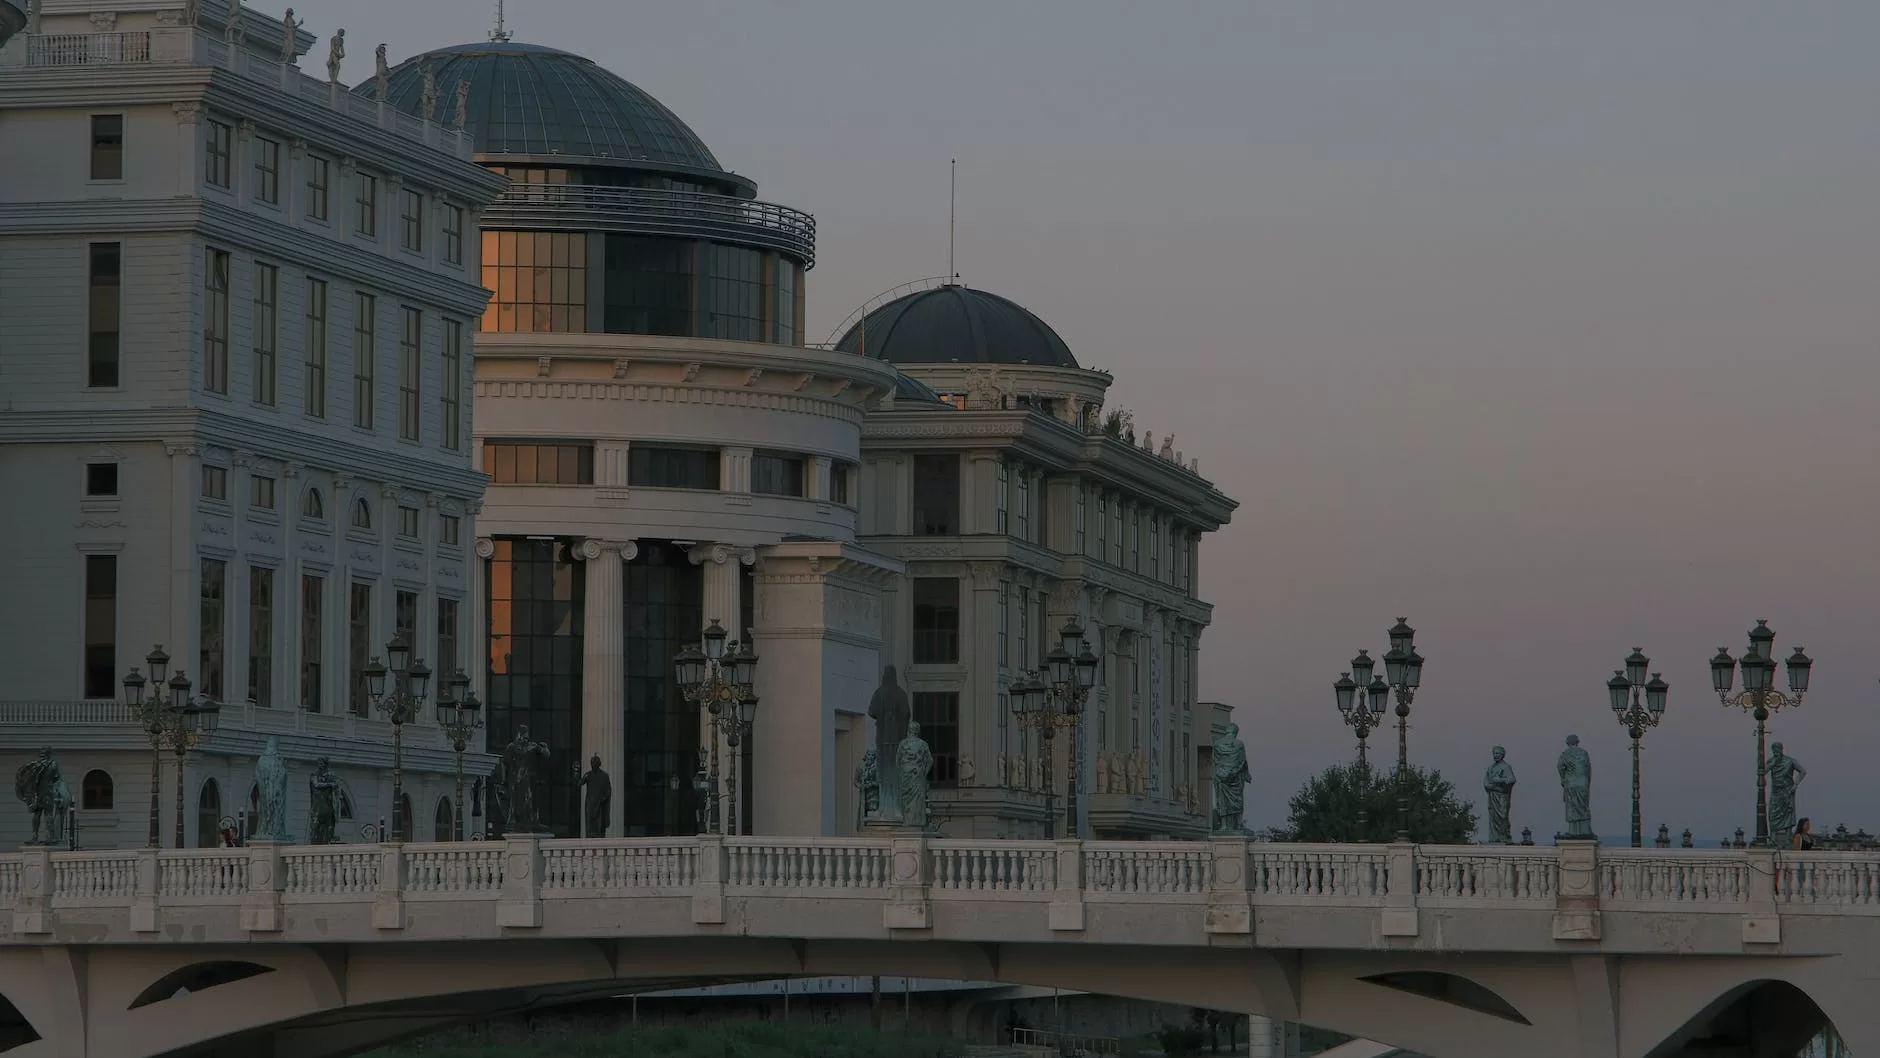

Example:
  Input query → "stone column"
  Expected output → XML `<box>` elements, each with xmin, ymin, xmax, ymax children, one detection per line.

<box><xmin>578</xmin><ymin>539</ymin><xmax>632</xmax><ymax>838</ymax></box>
<box><xmin>691</xmin><ymin>543</ymin><xmax>754</xmax><ymax>832</ymax></box>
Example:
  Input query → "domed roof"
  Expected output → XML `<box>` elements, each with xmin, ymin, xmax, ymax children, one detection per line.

<box><xmin>368</xmin><ymin>42</ymin><xmax>731</xmax><ymax>182</ymax></box>
<box><xmin>891</xmin><ymin>370</ymin><xmax>952</xmax><ymax>406</ymax></box>
<box><xmin>835</xmin><ymin>285</ymin><xmax>1079</xmax><ymax>369</ymax></box>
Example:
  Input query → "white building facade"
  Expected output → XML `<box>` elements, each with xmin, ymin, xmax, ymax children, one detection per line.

<box><xmin>0</xmin><ymin>0</ymin><xmax>506</xmax><ymax>849</ymax></box>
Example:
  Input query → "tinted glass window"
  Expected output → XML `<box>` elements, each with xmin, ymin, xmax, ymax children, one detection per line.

<box><xmin>628</xmin><ymin>446</ymin><xmax>719</xmax><ymax>490</ymax></box>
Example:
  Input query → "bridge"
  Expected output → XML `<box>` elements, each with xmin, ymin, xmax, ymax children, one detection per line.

<box><xmin>1</xmin><ymin>834</ymin><xmax>1876</xmax><ymax>1058</ymax></box>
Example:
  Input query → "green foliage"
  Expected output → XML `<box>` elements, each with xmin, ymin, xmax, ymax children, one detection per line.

<box><xmin>365</xmin><ymin>1019</ymin><xmax>966</xmax><ymax>1058</ymax></box>
<box><xmin>1153</xmin><ymin>1023</ymin><xmax>1208</xmax><ymax>1058</ymax></box>
<box><xmin>1279</xmin><ymin>761</ymin><xmax>1477</xmax><ymax>844</ymax></box>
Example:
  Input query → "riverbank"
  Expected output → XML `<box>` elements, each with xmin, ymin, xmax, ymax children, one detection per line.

<box><xmin>364</xmin><ymin>1019</ymin><xmax>971</xmax><ymax>1058</ymax></box>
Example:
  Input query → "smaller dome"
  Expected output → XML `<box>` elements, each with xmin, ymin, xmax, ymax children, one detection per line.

<box><xmin>835</xmin><ymin>285</ymin><xmax>1079</xmax><ymax>369</ymax></box>
<box><xmin>891</xmin><ymin>370</ymin><xmax>952</xmax><ymax>406</ymax></box>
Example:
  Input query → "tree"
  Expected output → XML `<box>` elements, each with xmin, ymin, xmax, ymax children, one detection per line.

<box><xmin>1279</xmin><ymin>761</ymin><xmax>1477</xmax><ymax>844</ymax></box>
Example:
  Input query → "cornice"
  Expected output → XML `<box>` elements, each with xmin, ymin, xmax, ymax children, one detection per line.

<box><xmin>475</xmin><ymin>332</ymin><xmax>901</xmax><ymax>408</ymax></box>
<box><xmin>473</xmin><ymin>378</ymin><xmax>865</xmax><ymax>429</ymax></box>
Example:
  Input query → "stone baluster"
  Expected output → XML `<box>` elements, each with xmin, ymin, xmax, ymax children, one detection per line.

<box><xmin>1049</xmin><ymin>838</ymin><xmax>1084</xmax><ymax>931</ymax></box>
<box><xmin>373</xmin><ymin>842</ymin><xmax>405</xmax><ymax>929</ymax></box>
<box><xmin>885</xmin><ymin>834</ymin><xmax>931</xmax><ymax>930</ymax></box>
<box><xmin>693</xmin><ymin>833</ymin><xmax>726</xmax><ymax>925</ymax></box>
<box><xmin>495</xmin><ymin>833</ymin><xmax>542</xmax><ymax>928</ymax></box>
<box><xmin>1552</xmin><ymin>839</ymin><xmax>1600</xmax><ymax>940</ymax></box>
<box><xmin>1382</xmin><ymin>843</ymin><xmax>1418</xmax><ymax>937</ymax></box>
<box><xmin>132</xmin><ymin>847</ymin><xmax>160</xmax><ymax>933</ymax></box>
<box><xmin>241</xmin><ymin>841</ymin><xmax>284</xmax><ymax>932</ymax></box>
<box><xmin>13</xmin><ymin>844</ymin><xmax>52</xmax><ymax>935</ymax></box>
<box><xmin>1205</xmin><ymin>836</ymin><xmax>1252</xmax><ymax>936</ymax></box>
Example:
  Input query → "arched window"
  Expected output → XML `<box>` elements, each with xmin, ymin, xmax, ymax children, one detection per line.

<box><xmin>434</xmin><ymin>796</ymin><xmax>455</xmax><ymax>842</ymax></box>
<box><xmin>351</xmin><ymin>497</ymin><xmax>372</xmax><ymax>530</ymax></box>
<box><xmin>81</xmin><ymin>769</ymin><xmax>113</xmax><ymax>809</ymax></box>
<box><xmin>196</xmin><ymin>778</ymin><xmax>221</xmax><ymax>848</ymax></box>
<box><xmin>302</xmin><ymin>487</ymin><xmax>325</xmax><ymax>520</ymax></box>
<box><xmin>396</xmin><ymin>792</ymin><xmax>414</xmax><ymax>842</ymax></box>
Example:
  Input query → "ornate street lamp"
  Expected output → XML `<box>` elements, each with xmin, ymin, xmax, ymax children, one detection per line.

<box><xmin>435</xmin><ymin>670</ymin><xmax>481</xmax><ymax>841</ymax></box>
<box><xmin>1710</xmin><ymin>620</ymin><xmax>1810</xmax><ymax>847</ymax></box>
<box><xmin>364</xmin><ymin>634</ymin><xmax>432</xmax><ymax>843</ymax></box>
<box><xmin>1010</xmin><ymin>620</ymin><xmax>1100</xmax><ymax>838</ymax></box>
<box><xmin>121</xmin><ymin>645</ymin><xmax>220</xmax><ymax>848</ymax></box>
<box><xmin>675</xmin><ymin>621</ymin><xmax>759</xmax><ymax>835</ymax></box>
<box><xmin>1332</xmin><ymin>649</ymin><xmax>1391</xmax><ymax>838</ymax></box>
<box><xmin>1607</xmin><ymin>646</ymin><xmax>1668</xmax><ymax>848</ymax></box>
<box><xmin>1338</xmin><ymin>619</ymin><xmax>1423</xmax><ymax>841</ymax></box>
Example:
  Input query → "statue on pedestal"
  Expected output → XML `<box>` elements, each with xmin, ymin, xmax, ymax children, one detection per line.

<box><xmin>853</xmin><ymin>748</ymin><xmax>880</xmax><ymax>829</ymax></box>
<box><xmin>498</xmin><ymin>726</ymin><xmax>550</xmax><ymax>834</ymax></box>
<box><xmin>373</xmin><ymin>43</ymin><xmax>389</xmax><ymax>101</ymax></box>
<box><xmin>1767</xmin><ymin>742</ymin><xmax>1807</xmax><ymax>846</ymax></box>
<box><xmin>1095</xmin><ymin>751</ymin><xmax>1111</xmax><ymax>794</ymax></box>
<box><xmin>325</xmin><ymin>28</ymin><xmax>344</xmax><ymax>84</ymax></box>
<box><xmin>1210</xmin><ymin>724</ymin><xmax>1251</xmax><ymax>834</ymax></box>
<box><xmin>896</xmin><ymin>723</ymin><xmax>934</xmax><ymax>831</ymax></box>
<box><xmin>15</xmin><ymin>747</ymin><xmax>63</xmax><ymax>845</ymax></box>
<box><xmin>225</xmin><ymin>0</ymin><xmax>243</xmax><ymax>44</ymax></box>
<box><xmin>867</xmin><ymin>666</ymin><xmax>909</xmax><ymax>819</ymax></box>
<box><xmin>419</xmin><ymin>57</ymin><xmax>438</xmax><ymax>120</ymax></box>
<box><xmin>1125</xmin><ymin>752</ymin><xmax>1144</xmax><ymax>797</ymax></box>
<box><xmin>453</xmin><ymin>80</ymin><xmax>470</xmax><ymax>130</ymax></box>
<box><xmin>1483</xmin><ymin>746</ymin><xmax>1516</xmax><ymax>844</ymax></box>
<box><xmin>279</xmin><ymin>7</ymin><xmax>297</xmax><ymax>62</ymax></box>
<box><xmin>308</xmin><ymin>758</ymin><xmax>339</xmax><ymax>845</ymax></box>
<box><xmin>577</xmin><ymin>755</ymin><xmax>611</xmax><ymax>838</ymax></box>
<box><xmin>254</xmin><ymin>737</ymin><xmax>289</xmax><ymax>841</ymax></box>
<box><xmin>1556</xmin><ymin>735</ymin><xmax>1593</xmax><ymax>839</ymax></box>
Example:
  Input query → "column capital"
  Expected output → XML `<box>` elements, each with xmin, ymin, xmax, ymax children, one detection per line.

<box><xmin>689</xmin><ymin>542</ymin><xmax>755</xmax><ymax>567</ymax></box>
<box><xmin>473</xmin><ymin>537</ymin><xmax>495</xmax><ymax>559</ymax></box>
<box><xmin>966</xmin><ymin>561</ymin><xmax>1002</xmax><ymax>592</ymax></box>
<box><xmin>576</xmin><ymin>539</ymin><xmax>636</xmax><ymax>562</ymax></box>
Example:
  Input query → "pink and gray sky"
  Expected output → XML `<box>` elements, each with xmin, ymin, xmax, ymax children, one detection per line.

<box><xmin>319</xmin><ymin>0</ymin><xmax>1880</xmax><ymax>839</ymax></box>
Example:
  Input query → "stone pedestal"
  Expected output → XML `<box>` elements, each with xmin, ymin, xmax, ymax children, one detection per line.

<box><xmin>884</xmin><ymin>832</ymin><xmax>931</xmax><ymax>930</ymax></box>
<box><xmin>496</xmin><ymin>833</ymin><xmax>543</xmax><ymax>928</ymax></box>
<box><xmin>579</xmin><ymin>539</ymin><xmax>631</xmax><ymax>837</ymax></box>
<box><xmin>241</xmin><ymin>840</ymin><xmax>285</xmax><ymax>932</ymax></box>
<box><xmin>1552</xmin><ymin>838</ymin><xmax>1602</xmax><ymax>940</ymax></box>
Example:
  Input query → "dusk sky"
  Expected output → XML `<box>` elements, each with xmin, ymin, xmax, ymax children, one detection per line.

<box><xmin>317</xmin><ymin>0</ymin><xmax>1880</xmax><ymax>840</ymax></box>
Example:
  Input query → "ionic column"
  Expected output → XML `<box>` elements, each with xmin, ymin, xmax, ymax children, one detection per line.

<box><xmin>578</xmin><ymin>539</ymin><xmax>631</xmax><ymax>837</ymax></box>
<box><xmin>690</xmin><ymin>543</ymin><xmax>755</xmax><ymax>832</ymax></box>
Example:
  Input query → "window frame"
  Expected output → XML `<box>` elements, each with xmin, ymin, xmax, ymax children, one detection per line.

<box><xmin>205</xmin><ymin>120</ymin><xmax>233</xmax><ymax>189</ymax></box>
<box><xmin>304</xmin><ymin>277</ymin><xmax>327</xmax><ymax>418</ymax></box>
<box><xmin>89</xmin><ymin>114</ymin><xmax>124</xmax><ymax>182</ymax></box>
<box><xmin>254</xmin><ymin>136</ymin><xmax>281</xmax><ymax>205</ymax></box>
<box><xmin>200</xmin><ymin>464</ymin><xmax>228</xmax><ymax>501</ymax></box>
<box><xmin>87</xmin><ymin>242</ymin><xmax>121</xmax><ymax>388</ymax></box>
<box><xmin>353</xmin><ymin>292</ymin><xmax>376</xmax><ymax>430</ymax></box>
<box><xmin>306</xmin><ymin>154</ymin><xmax>330</xmax><ymax>221</ymax></box>
<box><xmin>251</xmin><ymin>261</ymin><xmax>278</xmax><ymax>406</ymax></box>
<box><xmin>442</xmin><ymin>203</ymin><xmax>463</xmax><ymax>265</ymax></box>
<box><xmin>249</xmin><ymin>474</ymin><xmax>276</xmax><ymax>511</ymax></box>
<box><xmin>85</xmin><ymin>462</ymin><xmax>119</xmax><ymax>497</ymax></box>
<box><xmin>911</xmin><ymin>577</ymin><xmax>962</xmax><ymax>665</ymax></box>
<box><xmin>354</xmin><ymin>172</ymin><xmax>377</xmax><ymax>237</ymax></box>
<box><xmin>485</xmin><ymin>441</ymin><xmax>598</xmax><ymax>486</ymax></box>
<box><xmin>399</xmin><ymin>188</ymin><xmax>424</xmax><ymax>253</ymax></box>
<box><xmin>247</xmin><ymin>564</ymin><xmax>275</xmax><ymax>707</ymax></box>
<box><xmin>204</xmin><ymin>248</ymin><xmax>231</xmax><ymax>395</ymax></box>
<box><xmin>440</xmin><ymin>318</ymin><xmax>462</xmax><ymax>450</ymax></box>
<box><xmin>397</xmin><ymin>306</ymin><xmax>422</xmax><ymax>442</ymax></box>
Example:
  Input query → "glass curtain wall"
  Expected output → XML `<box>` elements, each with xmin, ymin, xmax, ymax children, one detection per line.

<box><xmin>485</xmin><ymin>537</ymin><xmax>584</xmax><ymax>836</ymax></box>
<box><xmin>623</xmin><ymin>542</ymin><xmax>703</xmax><ymax>836</ymax></box>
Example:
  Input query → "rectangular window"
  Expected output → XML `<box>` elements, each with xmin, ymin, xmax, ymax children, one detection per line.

<box><xmin>252</xmin><ymin>262</ymin><xmax>278</xmax><ymax>405</ymax></box>
<box><xmin>601</xmin><ymin>233</ymin><xmax>692</xmax><ymax>336</ymax></box>
<box><xmin>1075</xmin><ymin>486</ymin><xmax>1087</xmax><ymax>553</ymax></box>
<box><xmin>306</xmin><ymin>155</ymin><xmax>330</xmax><ymax>221</ymax></box>
<box><xmin>398</xmin><ymin>306</ymin><xmax>421</xmax><ymax>442</ymax></box>
<box><xmin>911</xmin><ymin>577</ymin><xmax>961</xmax><ymax>665</ymax></box>
<box><xmin>395</xmin><ymin>591</ymin><xmax>417</xmax><ymax>657</ymax></box>
<box><xmin>1130</xmin><ymin>511</ymin><xmax>1141</xmax><ymax>571</ymax></box>
<box><xmin>626</xmin><ymin>445</ymin><xmax>717</xmax><ymax>489</ymax></box>
<box><xmin>440</xmin><ymin>318</ymin><xmax>462</xmax><ymax>450</ymax></box>
<box><xmin>200</xmin><ymin>558</ymin><xmax>226</xmax><ymax>701</ymax></box>
<box><xmin>1015</xmin><ymin>469</ymin><xmax>1031</xmax><ymax>542</ymax></box>
<box><xmin>255</xmin><ymin>137</ymin><xmax>281</xmax><ymax>205</ymax></box>
<box><xmin>300</xmin><ymin>574</ymin><xmax>323</xmax><ymax>711</ymax></box>
<box><xmin>204</xmin><ymin>249</ymin><xmax>230</xmax><ymax>394</ymax></box>
<box><xmin>440</xmin><ymin>514</ymin><xmax>461</xmax><ymax>546</ymax></box>
<box><xmin>442</xmin><ymin>204</ymin><xmax>463</xmax><ymax>265</ymax></box>
<box><xmin>248</xmin><ymin>565</ymin><xmax>274</xmax><ymax>706</ymax></box>
<box><xmin>997</xmin><ymin>580</ymin><xmax>1010</xmax><ymax>670</ymax></box>
<box><xmin>85</xmin><ymin>462</ymin><xmax>119</xmax><ymax>497</ymax></box>
<box><xmin>912</xmin><ymin>454</ymin><xmax>961</xmax><ymax>535</ymax></box>
<box><xmin>400</xmin><ymin>189</ymin><xmax>424</xmax><ymax>252</ymax></box>
<box><xmin>355</xmin><ymin>172</ymin><xmax>377</xmax><ymax>236</ymax></box>
<box><xmin>436</xmin><ymin>598</ymin><xmax>460</xmax><ymax>681</ymax></box>
<box><xmin>481</xmin><ymin>230</ymin><xmax>589</xmax><ymax>333</ymax></box>
<box><xmin>250</xmin><ymin>474</ymin><xmax>275</xmax><ymax>510</ymax></box>
<box><xmin>703</xmin><ymin>243</ymin><xmax>764</xmax><ymax>341</ymax></box>
<box><xmin>87</xmin><ymin>242</ymin><xmax>121</xmax><ymax>387</ymax></box>
<box><xmin>913</xmin><ymin>692</ymin><xmax>960</xmax><ymax>787</ymax></box>
<box><xmin>205</xmin><ymin>120</ymin><xmax>232</xmax><ymax>188</ymax></box>
<box><xmin>996</xmin><ymin>460</ymin><xmax>1009</xmax><ymax>534</ymax></box>
<box><xmin>397</xmin><ymin>506</ymin><xmax>419</xmax><ymax>539</ymax></box>
<box><xmin>1017</xmin><ymin>587</ymin><xmax>1030</xmax><ymax>669</ymax></box>
<box><xmin>1095</xmin><ymin>493</ymin><xmax>1107</xmax><ymax>559</ymax></box>
<box><xmin>201</xmin><ymin>464</ymin><xmax>227</xmax><ymax>500</ymax></box>
<box><xmin>348</xmin><ymin>582</ymin><xmax>371</xmax><ymax>715</ymax></box>
<box><xmin>830</xmin><ymin>461</ymin><xmax>855</xmax><ymax>505</ymax></box>
<box><xmin>90</xmin><ymin>115</ymin><xmax>124</xmax><ymax>180</ymax></box>
<box><xmin>751</xmin><ymin>451</ymin><xmax>805</xmax><ymax>497</ymax></box>
<box><xmin>773</xmin><ymin>258</ymin><xmax>797</xmax><ymax>345</ymax></box>
<box><xmin>83</xmin><ymin>555</ymin><xmax>116</xmax><ymax>698</ymax></box>
<box><xmin>486</xmin><ymin>441</ymin><xmax>597</xmax><ymax>485</ymax></box>
<box><xmin>1149</xmin><ymin>517</ymin><xmax>1160</xmax><ymax>580</ymax></box>
<box><xmin>304</xmin><ymin>278</ymin><xmax>327</xmax><ymax>417</ymax></box>
<box><xmin>353</xmin><ymin>292</ymin><xmax>376</xmax><ymax>429</ymax></box>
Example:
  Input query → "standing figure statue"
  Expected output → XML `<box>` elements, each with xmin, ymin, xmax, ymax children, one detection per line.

<box><xmin>308</xmin><ymin>758</ymin><xmax>339</xmax><ymax>845</ymax></box>
<box><xmin>895</xmin><ymin>722</ymin><xmax>934</xmax><ymax>832</ymax></box>
<box><xmin>576</xmin><ymin>755</ymin><xmax>610</xmax><ymax>838</ymax></box>
<box><xmin>279</xmin><ymin>7</ymin><xmax>297</xmax><ymax>62</ymax></box>
<box><xmin>254</xmin><ymin>737</ymin><xmax>289</xmax><ymax>841</ymax></box>
<box><xmin>1483</xmin><ymin>746</ymin><xmax>1517</xmax><ymax>844</ymax></box>
<box><xmin>325</xmin><ymin>28</ymin><xmax>345</xmax><ymax>84</ymax></box>
<box><xmin>14</xmin><ymin>747</ymin><xmax>63</xmax><ymax>845</ymax></box>
<box><xmin>453</xmin><ymin>80</ymin><xmax>470</xmax><ymax>130</ymax></box>
<box><xmin>373</xmin><ymin>43</ymin><xmax>389</xmax><ymax>101</ymax></box>
<box><xmin>1556</xmin><ymin>735</ymin><xmax>1593</xmax><ymax>839</ymax></box>
<box><xmin>419</xmin><ymin>57</ymin><xmax>438</xmax><ymax>120</ymax></box>
<box><xmin>853</xmin><ymin>748</ymin><xmax>880</xmax><ymax>830</ymax></box>
<box><xmin>500</xmin><ymin>726</ymin><xmax>551</xmax><ymax>834</ymax></box>
<box><xmin>183</xmin><ymin>0</ymin><xmax>201</xmax><ymax>29</ymax></box>
<box><xmin>225</xmin><ymin>0</ymin><xmax>243</xmax><ymax>44</ymax></box>
<box><xmin>49</xmin><ymin>773</ymin><xmax>72</xmax><ymax>846</ymax></box>
<box><xmin>1210</xmin><ymin>723</ymin><xmax>1251</xmax><ymax>834</ymax></box>
<box><xmin>868</xmin><ymin>666</ymin><xmax>910</xmax><ymax>820</ymax></box>
<box><xmin>1766</xmin><ymin>742</ymin><xmax>1807</xmax><ymax>846</ymax></box>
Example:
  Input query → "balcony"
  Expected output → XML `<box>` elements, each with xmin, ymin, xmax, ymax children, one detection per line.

<box><xmin>483</xmin><ymin>184</ymin><xmax>817</xmax><ymax>267</ymax></box>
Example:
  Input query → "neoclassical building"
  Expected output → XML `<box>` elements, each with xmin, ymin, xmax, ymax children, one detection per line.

<box><xmin>0</xmin><ymin>0</ymin><xmax>504</xmax><ymax>848</ymax></box>
<box><xmin>369</xmin><ymin>36</ymin><xmax>1238</xmax><ymax>842</ymax></box>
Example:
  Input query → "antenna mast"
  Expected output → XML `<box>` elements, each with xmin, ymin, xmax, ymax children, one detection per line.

<box><xmin>490</xmin><ymin>0</ymin><xmax>512</xmax><ymax>42</ymax></box>
<box><xmin>947</xmin><ymin>158</ymin><xmax>958</xmax><ymax>285</ymax></box>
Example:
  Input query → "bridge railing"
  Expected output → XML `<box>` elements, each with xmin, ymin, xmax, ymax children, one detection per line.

<box><xmin>5</xmin><ymin>835</ymin><xmax>1878</xmax><ymax>941</ymax></box>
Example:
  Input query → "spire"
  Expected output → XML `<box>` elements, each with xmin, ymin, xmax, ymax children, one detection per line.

<box><xmin>489</xmin><ymin>0</ymin><xmax>512</xmax><ymax>42</ymax></box>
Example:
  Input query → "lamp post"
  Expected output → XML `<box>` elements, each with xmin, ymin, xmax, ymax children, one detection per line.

<box><xmin>1709</xmin><ymin>620</ymin><xmax>1810</xmax><ymax>848</ymax></box>
<box><xmin>675</xmin><ymin>620</ymin><xmax>759</xmax><ymax>835</ymax></box>
<box><xmin>121</xmin><ymin>645</ymin><xmax>220</xmax><ymax>848</ymax></box>
<box><xmin>435</xmin><ymin>670</ymin><xmax>481</xmax><ymax>841</ymax></box>
<box><xmin>1340</xmin><ymin>619</ymin><xmax>1423</xmax><ymax>842</ymax></box>
<box><xmin>1009</xmin><ymin>620</ymin><xmax>1100</xmax><ymax>839</ymax></box>
<box><xmin>363</xmin><ymin>634</ymin><xmax>432</xmax><ymax>844</ymax></box>
<box><xmin>1331</xmin><ymin>651</ymin><xmax>1391</xmax><ymax>839</ymax></box>
<box><xmin>1607</xmin><ymin>647</ymin><xmax>1668</xmax><ymax>848</ymax></box>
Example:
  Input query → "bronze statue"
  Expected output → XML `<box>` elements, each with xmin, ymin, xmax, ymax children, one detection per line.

<box><xmin>577</xmin><ymin>755</ymin><xmax>611</xmax><ymax>838</ymax></box>
<box><xmin>868</xmin><ymin>666</ymin><xmax>910</xmax><ymax>818</ymax></box>
<box><xmin>15</xmin><ymin>747</ymin><xmax>63</xmax><ymax>845</ymax></box>
<box><xmin>308</xmin><ymin>758</ymin><xmax>339</xmax><ymax>844</ymax></box>
<box><xmin>1557</xmin><ymin>735</ymin><xmax>1593</xmax><ymax>839</ymax></box>
<box><xmin>499</xmin><ymin>726</ymin><xmax>550</xmax><ymax>834</ymax></box>
<box><xmin>1483</xmin><ymin>746</ymin><xmax>1516</xmax><ymax>844</ymax></box>
<box><xmin>1210</xmin><ymin>725</ymin><xmax>1251</xmax><ymax>834</ymax></box>
<box><xmin>853</xmin><ymin>748</ymin><xmax>880</xmax><ymax>829</ymax></box>
<box><xmin>1767</xmin><ymin>742</ymin><xmax>1807</xmax><ymax>846</ymax></box>
<box><xmin>896</xmin><ymin>723</ymin><xmax>934</xmax><ymax>831</ymax></box>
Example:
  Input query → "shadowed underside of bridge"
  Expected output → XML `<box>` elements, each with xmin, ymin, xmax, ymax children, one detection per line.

<box><xmin>0</xmin><ymin>939</ymin><xmax>1866</xmax><ymax>1058</ymax></box>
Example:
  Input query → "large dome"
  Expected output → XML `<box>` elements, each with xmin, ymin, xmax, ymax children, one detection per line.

<box><xmin>834</xmin><ymin>285</ymin><xmax>1079</xmax><ymax>369</ymax></box>
<box><xmin>368</xmin><ymin>42</ymin><xmax>734</xmax><ymax>184</ymax></box>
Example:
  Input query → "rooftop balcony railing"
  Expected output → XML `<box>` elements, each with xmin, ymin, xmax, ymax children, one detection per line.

<box><xmin>484</xmin><ymin>183</ymin><xmax>818</xmax><ymax>267</ymax></box>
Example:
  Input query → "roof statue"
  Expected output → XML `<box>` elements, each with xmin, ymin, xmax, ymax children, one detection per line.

<box><xmin>326</xmin><ymin>28</ymin><xmax>344</xmax><ymax>84</ymax></box>
<box><xmin>374</xmin><ymin>43</ymin><xmax>389</xmax><ymax>101</ymax></box>
<box><xmin>453</xmin><ymin>80</ymin><xmax>469</xmax><ymax>130</ymax></box>
<box><xmin>280</xmin><ymin>7</ymin><xmax>296</xmax><ymax>62</ymax></box>
<box><xmin>225</xmin><ymin>0</ymin><xmax>243</xmax><ymax>44</ymax></box>
<box><xmin>420</xmin><ymin>57</ymin><xmax>438</xmax><ymax>120</ymax></box>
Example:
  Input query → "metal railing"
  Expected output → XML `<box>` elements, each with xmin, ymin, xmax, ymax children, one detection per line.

<box><xmin>1010</xmin><ymin>1029</ymin><xmax>1120</xmax><ymax>1055</ymax></box>
<box><xmin>485</xmin><ymin>184</ymin><xmax>817</xmax><ymax>266</ymax></box>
